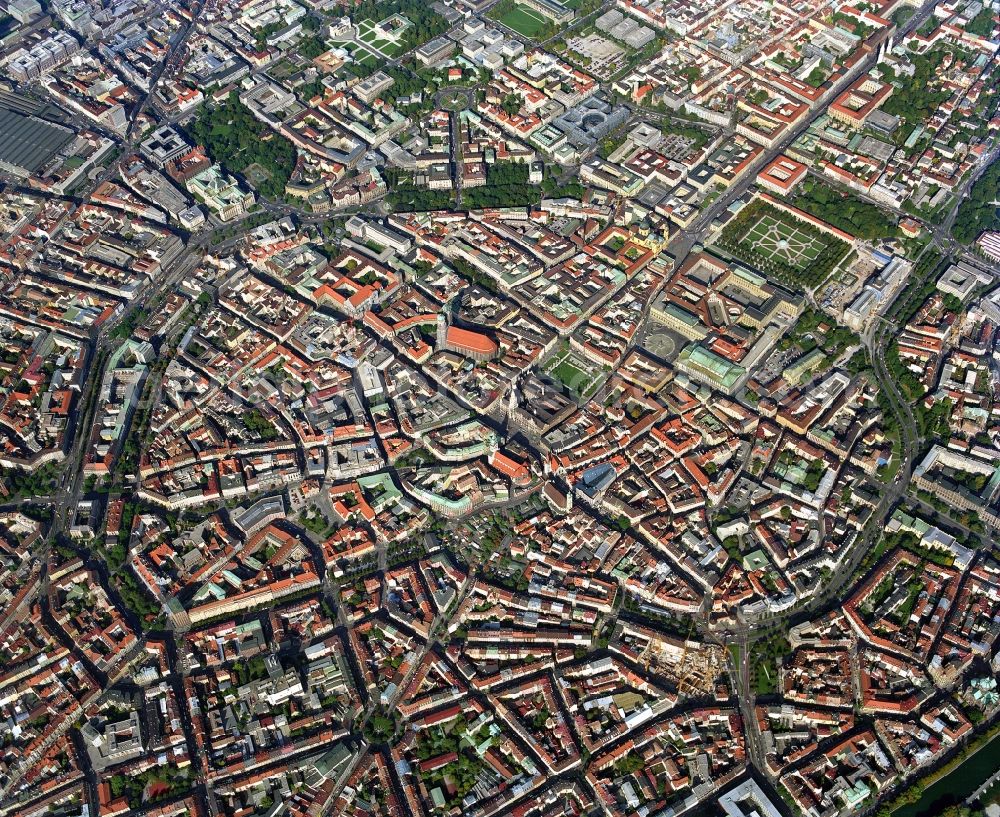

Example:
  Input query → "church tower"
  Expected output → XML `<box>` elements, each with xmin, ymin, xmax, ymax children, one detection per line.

<box><xmin>436</xmin><ymin>312</ymin><xmax>448</xmax><ymax>349</ymax></box>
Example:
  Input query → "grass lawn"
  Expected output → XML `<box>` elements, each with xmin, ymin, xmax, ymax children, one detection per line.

<box><xmin>356</xmin><ymin>22</ymin><xmax>405</xmax><ymax>56</ymax></box>
<box><xmin>267</xmin><ymin>58</ymin><xmax>298</xmax><ymax>80</ymax></box>
<box><xmin>714</xmin><ymin>198</ymin><xmax>852</xmax><ymax>291</ymax></box>
<box><xmin>876</xmin><ymin>431</ymin><xmax>902</xmax><ymax>483</ymax></box>
<box><xmin>370</xmin><ymin>37</ymin><xmax>404</xmax><ymax>56</ymax></box>
<box><xmin>551</xmin><ymin>360</ymin><xmax>586</xmax><ymax>387</ymax></box>
<box><xmin>356</xmin><ymin>18</ymin><xmax>409</xmax><ymax>57</ymax></box>
<box><xmin>498</xmin><ymin>5</ymin><xmax>549</xmax><ymax>37</ymax></box>
<box><xmin>755</xmin><ymin>662</ymin><xmax>776</xmax><ymax>694</ymax></box>
<box><xmin>744</xmin><ymin>213</ymin><xmax>825</xmax><ymax>270</ymax></box>
<box><xmin>749</xmin><ymin>632</ymin><xmax>790</xmax><ymax>695</ymax></box>
<box><xmin>546</xmin><ymin>352</ymin><xmax>600</xmax><ymax>397</ymax></box>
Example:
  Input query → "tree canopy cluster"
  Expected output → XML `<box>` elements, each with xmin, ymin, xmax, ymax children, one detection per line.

<box><xmin>717</xmin><ymin>198</ymin><xmax>852</xmax><ymax>290</ymax></box>
<box><xmin>463</xmin><ymin>160</ymin><xmax>537</xmax><ymax>209</ymax></box>
<box><xmin>780</xmin><ymin>306</ymin><xmax>859</xmax><ymax>360</ymax></box>
<box><xmin>297</xmin><ymin>34</ymin><xmax>329</xmax><ymax>60</ymax></box>
<box><xmin>952</xmin><ymin>157</ymin><xmax>1000</xmax><ymax>244</ymax></box>
<box><xmin>464</xmin><ymin>162</ymin><xmax>587</xmax><ymax>209</ymax></box>
<box><xmin>385</xmin><ymin>168</ymin><xmax>455</xmax><ymax>212</ymax></box>
<box><xmin>882</xmin><ymin>48</ymin><xmax>958</xmax><ymax>131</ymax></box>
<box><xmin>964</xmin><ymin>7</ymin><xmax>996</xmax><ymax>37</ymax></box>
<box><xmin>500</xmin><ymin>93</ymin><xmax>521</xmax><ymax>117</ymax></box>
<box><xmin>189</xmin><ymin>95</ymin><xmax>297</xmax><ymax>199</ymax></box>
<box><xmin>242</xmin><ymin>407</ymin><xmax>279</xmax><ymax>441</ymax></box>
<box><xmin>791</xmin><ymin>179</ymin><xmax>900</xmax><ymax>241</ymax></box>
<box><xmin>661</xmin><ymin>121</ymin><xmax>711</xmax><ymax>151</ymax></box>
<box><xmin>338</xmin><ymin>0</ymin><xmax>448</xmax><ymax>55</ymax></box>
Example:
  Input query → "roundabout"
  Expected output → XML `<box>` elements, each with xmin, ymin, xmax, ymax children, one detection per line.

<box><xmin>436</xmin><ymin>87</ymin><xmax>474</xmax><ymax>112</ymax></box>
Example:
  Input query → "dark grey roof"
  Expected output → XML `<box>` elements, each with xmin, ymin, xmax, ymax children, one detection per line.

<box><xmin>0</xmin><ymin>105</ymin><xmax>75</xmax><ymax>175</ymax></box>
<box><xmin>0</xmin><ymin>89</ymin><xmax>72</xmax><ymax>123</ymax></box>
